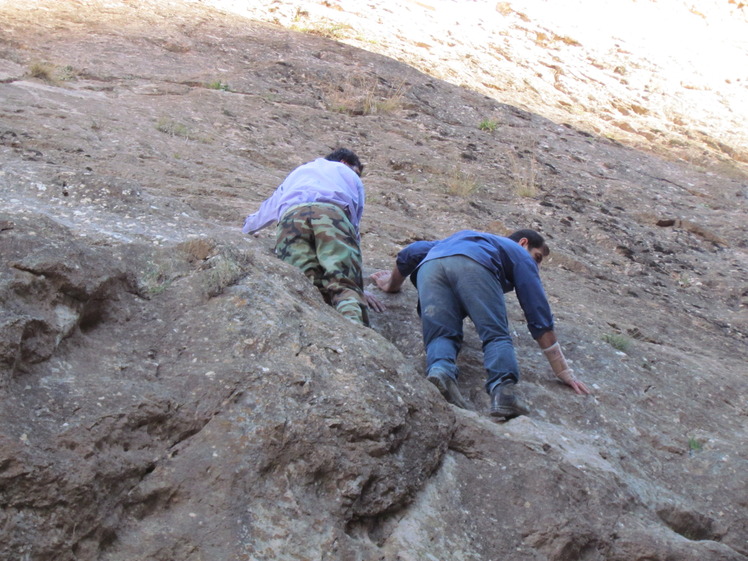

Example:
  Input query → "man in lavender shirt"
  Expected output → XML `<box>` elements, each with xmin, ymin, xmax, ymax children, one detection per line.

<box><xmin>243</xmin><ymin>148</ymin><xmax>383</xmax><ymax>326</ymax></box>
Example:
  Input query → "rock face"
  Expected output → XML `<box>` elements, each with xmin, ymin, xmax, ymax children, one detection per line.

<box><xmin>1</xmin><ymin>1</ymin><xmax>746</xmax><ymax>560</ymax></box>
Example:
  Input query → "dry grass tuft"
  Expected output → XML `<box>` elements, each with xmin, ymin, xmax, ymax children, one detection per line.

<box><xmin>27</xmin><ymin>62</ymin><xmax>79</xmax><ymax>83</ymax></box>
<box><xmin>325</xmin><ymin>74</ymin><xmax>408</xmax><ymax>116</ymax></box>
<box><xmin>508</xmin><ymin>150</ymin><xmax>538</xmax><ymax>198</ymax></box>
<box><xmin>445</xmin><ymin>169</ymin><xmax>481</xmax><ymax>197</ymax></box>
<box><xmin>155</xmin><ymin>118</ymin><xmax>214</xmax><ymax>143</ymax></box>
<box><xmin>290</xmin><ymin>9</ymin><xmax>353</xmax><ymax>39</ymax></box>
<box><xmin>28</xmin><ymin>61</ymin><xmax>55</xmax><ymax>81</ymax></box>
<box><xmin>156</xmin><ymin>118</ymin><xmax>193</xmax><ymax>139</ymax></box>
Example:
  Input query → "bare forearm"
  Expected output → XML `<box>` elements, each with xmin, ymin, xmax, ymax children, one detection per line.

<box><xmin>386</xmin><ymin>266</ymin><xmax>406</xmax><ymax>292</ymax></box>
<box><xmin>535</xmin><ymin>330</ymin><xmax>557</xmax><ymax>350</ymax></box>
<box><xmin>371</xmin><ymin>266</ymin><xmax>406</xmax><ymax>293</ymax></box>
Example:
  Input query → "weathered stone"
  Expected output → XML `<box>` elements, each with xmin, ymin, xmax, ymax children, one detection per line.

<box><xmin>0</xmin><ymin>1</ymin><xmax>746</xmax><ymax>560</ymax></box>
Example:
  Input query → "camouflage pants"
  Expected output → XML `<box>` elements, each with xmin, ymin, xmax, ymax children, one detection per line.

<box><xmin>275</xmin><ymin>203</ymin><xmax>369</xmax><ymax>326</ymax></box>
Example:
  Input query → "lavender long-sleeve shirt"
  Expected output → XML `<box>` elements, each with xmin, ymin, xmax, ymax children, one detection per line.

<box><xmin>242</xmin><ymin>158</ymin><xmax>365</xmax><ymax>241</ymax></box>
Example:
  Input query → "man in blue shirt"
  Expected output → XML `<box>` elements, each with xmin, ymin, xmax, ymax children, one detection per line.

<box><xmin>371</xmin><ymin>229</ymin><xmax>590</xmax><ymax>417</ymax></box>
<box><xmin>243</xmin><ymin>148</ymin><xmax>382</xmax><ymax>326</ymax></box>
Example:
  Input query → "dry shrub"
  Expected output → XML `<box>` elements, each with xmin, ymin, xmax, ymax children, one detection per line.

<box><xmin>156</xmin><ymin>118</ymin><xmax>193</xmax><ymax>139</ymax></box>
<box><xmin>290</xmin><ymin>9</ymin><xmax>353</xmax><ymax>40</ymax></box>
<box><xmin>325</xmin><ymin>74</ymin><xmax>408</xmax><ymax>116</ymax></box>
<box><xmin>200</xmin><ymin>247</ymin><xmax>253</xmax><ymax>298</ymax></box>
<box><xmin>179</xmin><ymin>238</ymin><xmax>216</xmax><ymax>262</ymax></box>
<box><xmin>508</xmin><ymin>150</ymin><xmax>538</xmax><ymax>198</ymax></box>
<box><xmin>445</xmin><ymin>169</ymin><xmax>480</xmax><ymax>197</ymax></box>
<box><xmin>28</xmin><ymin>61</ymin><xmax>55</xmax><ymax>81</ymax></box>
<box><xmin>27</xmin><ymin>62</ymin><xmax>79</xmax><ymax>83</ymax></box>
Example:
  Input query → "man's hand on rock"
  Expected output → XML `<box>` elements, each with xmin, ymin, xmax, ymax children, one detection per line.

<box><xmin>569</xmin><ymin>378</ymin><xmax>591</xmax><ymax>395</ymax></box>
<box><xmin>364</xmin><ymin>290</ymin><xmax>386</xmax><ymax>313</ymax></box>
<box><xmin>369</xmin><ymin>270</ymin><xmax>393</xmax><ymax>292</ymax></box>
<box><xmin>543</xmin><ymin>342</ymin><xmax>592</xmax><ymax>395</ymax></box>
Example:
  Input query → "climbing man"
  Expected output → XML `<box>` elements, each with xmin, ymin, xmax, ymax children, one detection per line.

<box><xmin>371</xmin><ymin>229</ymin><xmax>590</xmax><ymax>417</ymax></box>
<box><xmin>242</xmin><ymin>148</ymin><xmax>383</xmax><ymax>326</ymax></box>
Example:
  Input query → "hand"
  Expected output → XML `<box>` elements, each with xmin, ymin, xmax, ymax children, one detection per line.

<box><xmin>370</xmin><ymin>267</ymin><xmax>406</xmax><ymax>293</ymax></box>
<box><xmin>554</xmin><ymin>367</ymin><xmax>591</xmax><ymax>395</ymax></box>
<box><xmin>369</xmin><ymin>270</ymin><xmax>393</xmax><ymax>292</ymax></box>
<box><xmin>364</xmin><ymin>290</ymin><xmax>386</xmax><ymax>313</ymax></box>
<box><xmin>567</xmin><ymin>377</ymin><xmax>591</xmax><ymax>395</ymax></box>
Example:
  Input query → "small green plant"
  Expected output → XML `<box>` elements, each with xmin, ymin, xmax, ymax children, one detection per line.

<box><xmin>189</xmin><ymin>244</ymin><xmax>252</xmax><ymax>298</ymax></box>
<box><xmin>687</xmin><ymin>437</ymin><xmax>702</xmax><ymax>452</ymax></box>
<box><xmin>140</xmin><ymin>261</ymin><xmax>178</xmax><ymax>296</ymax></box>
<box><xmin>445</xmin><ymin>169</ymin><xmax>480</xmax><ymax>197</ymax></box>
<box><xmin>676</xmin><ymin>272</ymin><xmax>694</xmax><ymax>287</ymax></box>
<box><xmin>57</xmin><ymin>65</ymin><xmax>78</xmax><ymax>81</ymax></box>
<box><xmin>602</xmin><ymin>333</ymin><xmax>631</xmax><ymax>352</ymax></box>
<box><xmin>203</xmin><ymin>254</ymin><xmax>246</xmax><ymax>297</ymax></box>
<box><xmin>479</xmin><ymin>119</ymin><xmax>498</xmax><ymax>132</ymax></box>
<box><xmin>206</xmin><ymin>80</ymin><xmax>230</xmax><ymax>91</ymax></box>
<box><xmin>156</xmin><ymin>118</ymin><xmax>194</xmax><ymax>140</ymax></box>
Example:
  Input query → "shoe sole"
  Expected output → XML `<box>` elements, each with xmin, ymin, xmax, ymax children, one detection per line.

<box><xmin>490</xmin><ymin>405</ymin><xmax>528</xmax><ymax>419</ymax></box>
<box><xmin>428</xmin><ymin>373</ymin><xmax>470</xmax><ymax>410</ymax></box>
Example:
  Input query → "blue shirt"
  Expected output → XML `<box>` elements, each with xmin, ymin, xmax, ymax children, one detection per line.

<box><xmin>242</xmin><ymin>158</ymin><xmax>365</xmax><ymax>241</ymax></box>
<box><xmin>396</xmin><ymin>230</ymin><xmax>554</xmax><ymax>338</ymax></box>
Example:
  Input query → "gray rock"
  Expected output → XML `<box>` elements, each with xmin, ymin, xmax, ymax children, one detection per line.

<box><xmin>0</xmin><ymin>1</ymin><xmax>746</xmax><ymax>560</ymax></box>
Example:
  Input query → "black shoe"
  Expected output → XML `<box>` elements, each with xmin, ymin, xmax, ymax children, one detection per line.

<box><xmin>427</xmin><ymin>368</ymin><xmax>470</xmax><ymax>410</ymax></box>
<box><xmin>490</xmin><ymin>382</ymin><xmax>530</xmax><ymax>419</ymax></box>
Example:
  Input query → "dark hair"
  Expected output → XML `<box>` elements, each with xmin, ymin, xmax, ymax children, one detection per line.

<box><xmin>508</xmin><ymin>229</ymin><xmax>550</xmax><ymax>256</ymax></box>
<box><xmin>325</xmin><ymin>148</ymin><xmax>364</xmax><ymax>175</ymax></box>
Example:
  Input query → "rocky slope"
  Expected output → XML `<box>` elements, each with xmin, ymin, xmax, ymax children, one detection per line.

<box><xmin>1</xmin><ymin>1</ymin><xmax>746</xmax><ymax>560</ymax></box>
<box><xmin>227</xmin><ymin>0</ymin><xmax>748</xmax><ymax>171</ymax></box>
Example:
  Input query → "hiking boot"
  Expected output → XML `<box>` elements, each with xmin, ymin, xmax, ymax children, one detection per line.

<box><xmin>427</xmin><ymin>368</ymin><xmax>470</xmax><ymax>410</ymax></box>
<box><xmin>490</xmin><ymin>382</ymin><xmax>530</xmax><ymax>419</ymax></box>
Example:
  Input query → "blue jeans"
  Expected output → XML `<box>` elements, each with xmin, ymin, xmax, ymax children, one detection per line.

<box><xmin>418</xmin><ymin>256</ymin><xmax>520</xmax><ymax>393</ymax></box>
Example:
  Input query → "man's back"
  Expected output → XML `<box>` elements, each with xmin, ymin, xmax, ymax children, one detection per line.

<box><xmin>397</xmin><ymin>230</ymin><xmax>554</xmax><ymax>338</ymax></box>
<box><xmin>420</xmin><ymin>230</ymin><xmax>533</xmax><ymax>288</ymax></box>
<box><xmin>242</xmin><ymin>158</ymin><xmax>364</xmax><ymax>235</ymax></box>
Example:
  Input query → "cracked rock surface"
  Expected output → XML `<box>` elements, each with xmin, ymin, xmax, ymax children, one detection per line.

<box><xmin>1</xmin><ymin>1</ymin><xmax>746</xmax><ymax>560</ymax></box>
